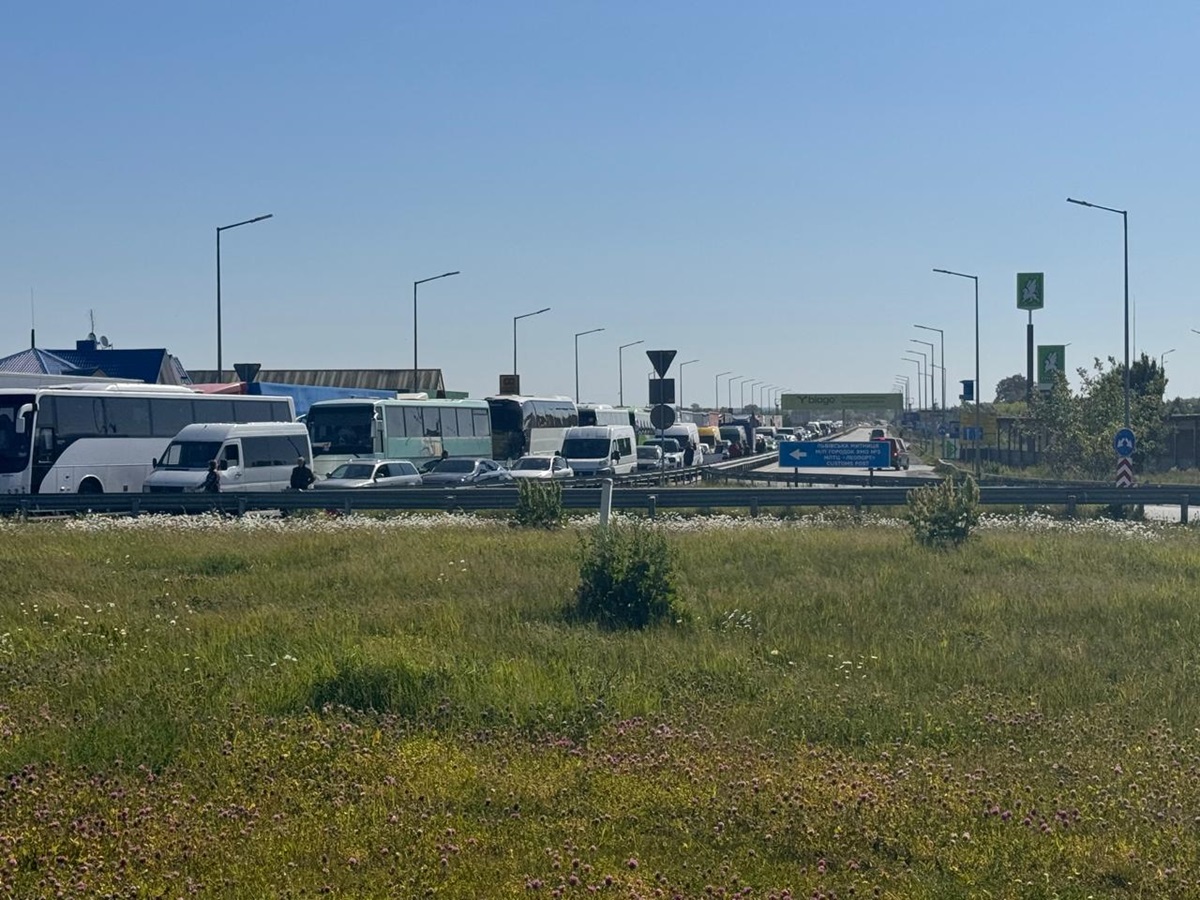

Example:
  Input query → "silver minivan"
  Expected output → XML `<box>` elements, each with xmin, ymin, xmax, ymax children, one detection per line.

<box><xmin>143</xmin><ymin>422</ymin><xmax>312</xmax><ymax>492</ymax></box>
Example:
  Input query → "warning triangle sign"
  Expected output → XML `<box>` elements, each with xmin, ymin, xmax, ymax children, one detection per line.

<box><xmin>646</xmin><ymin>350</ymin><xmax>676</xmax><ymax>378</ymax></box>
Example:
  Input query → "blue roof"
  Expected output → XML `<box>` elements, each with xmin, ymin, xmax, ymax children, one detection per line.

<box><xmin>0</xmin><ymin>345</ymin><xmax>189</xmax><ymax>385</ymax></box>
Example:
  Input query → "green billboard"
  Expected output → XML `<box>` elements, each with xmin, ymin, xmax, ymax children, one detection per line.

<box><xmin>782</xmin><ymin>393</ymin><xmax>904</xmax><ymax>411</ymax></box>
<box><xmin>1036</xmin><ymin>345</ymin><xmax>1066</xmax><ymax>388</ymax></box>
<box><xmin>1017</xmin><ymin>272</ymin><xmax>1045</xmax><ymax>311</ymax></box>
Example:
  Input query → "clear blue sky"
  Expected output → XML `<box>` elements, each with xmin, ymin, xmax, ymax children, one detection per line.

<box><xmin>5</xmin><ymin>2</ymin><xmax>1200</xmax><ymax>406</ymax></box>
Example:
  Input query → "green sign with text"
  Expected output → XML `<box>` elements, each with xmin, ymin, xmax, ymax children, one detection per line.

<box><xmin>1037</xmin><ymin>345</ymin><xmax>1066</xmax><ymax>388</ymax></box>
<box><xmin>1017</xmin><ymin>272</ymin><xmax>1045</xmax><ymax>310</ymax></box>
<box><xmin>782</xmin><ymin>393</ymin><xmax>904</xmax><ymax>411</ymax></box>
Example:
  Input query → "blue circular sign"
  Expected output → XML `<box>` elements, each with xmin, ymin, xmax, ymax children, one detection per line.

<box><xmin>1113</xmin><ymin>427</ymin><xmax>1136</xmax><ymax>458</ymax></box>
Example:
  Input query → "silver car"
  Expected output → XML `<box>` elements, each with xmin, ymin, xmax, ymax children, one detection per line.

<box><xmin>421</xmin><ymin>457</ymin><xmax>513</xmax><ymax>486</ymax></box>
<box><xmin>509</xmin><ymin>455</ymin><xmax>574</xmax><ymax>480</ymax></box>
<box><xmin>313</xmin><ymin>459</ymin><xmax>423</xmax><ymax>489</ymax></box>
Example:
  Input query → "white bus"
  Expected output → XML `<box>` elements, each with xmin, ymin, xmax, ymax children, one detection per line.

<box><xmin>0</xmin><ymin>385</ymin><xmax>295</xmax><ymax>495</ymax></box>
<box><xmin>305</xmin><ymin>396</ymin><xmax>493</xmax><ymax>475</ymax></box>
<box><xmin>486</xmin><ymin>395</ymin><xmax>578</xmax><ymax>461</ymax></box>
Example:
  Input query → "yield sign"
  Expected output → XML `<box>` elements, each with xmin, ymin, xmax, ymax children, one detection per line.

<box><xmin>645</xmin><ymin>350</ymin><xmax>676</xmax><ymax>378</ymax></box>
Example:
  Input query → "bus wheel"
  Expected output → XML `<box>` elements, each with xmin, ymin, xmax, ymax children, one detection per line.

<box><xmin>78</xmin><ymin>479</ymin><xmax>103</xmax><ymax>494</ymax></box>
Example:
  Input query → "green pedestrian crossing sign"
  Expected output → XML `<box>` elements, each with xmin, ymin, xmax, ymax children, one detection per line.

<box><xmin>1017</xmin><ymin>272</ymin><xmax>1044</xmax><ymax>310</ymax></box>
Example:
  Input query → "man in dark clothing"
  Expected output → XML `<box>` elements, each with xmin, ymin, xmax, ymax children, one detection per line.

<box><xmin>683</xmin><ymin>441</ymin><xmax>695</xmax><ymax>467</ymax></box>
<box><xmin>290</xmin><ymin>457</ymin><xmax>316</xmax><ymax>491</ymax></box>
<box><xmin>202</xmin><ymin>460</ymin><xmax>221</xmax><ymax>493</ymax></box>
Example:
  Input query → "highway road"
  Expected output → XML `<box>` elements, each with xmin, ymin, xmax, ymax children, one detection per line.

<box><xmin>756</xmin><ymin>426</ymin><xmax>939</xmax><ymax>480</ymax></box>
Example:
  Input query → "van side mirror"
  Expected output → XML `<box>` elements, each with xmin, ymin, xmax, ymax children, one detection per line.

<box><xmin>152</xmin><ymin>457</ymin><xmax>159</xmax><ymax>468</ymax></box>
<box><xmin>15</xmin><ymin>404</ymin><xmax>33</xmax><ymax>434</ymax></box>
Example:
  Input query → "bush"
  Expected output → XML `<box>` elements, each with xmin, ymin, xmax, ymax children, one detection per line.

<box><xmin>512</xmin><ymin>478</ymin><xmax>564</xmax><ymax>528</ymax></box>
<box><xmin>572</xmin><ymin>520</ymin><xmax>684</xmax><ymax>629</ymax></box>
<box><xmin>905</xmin><ymin>475</ymin><xmax>981</xmax><ymax>549</ymax></box>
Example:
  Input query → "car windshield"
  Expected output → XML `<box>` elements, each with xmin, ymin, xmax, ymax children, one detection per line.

<box><xmin>561</xmin><ymin>438</ymin><xmax>610</xmax><ymax>458</ymax></box>
<box><xmin>514</xmin><ymin>457</ymin><xmax>552</xmax><ymax>470</ymax></box>
<box><xmin>328</xmin><ymin>463</ymin><xmax>377</xmax><ymax>479</ymax></box>
<box><xmin>429</xmin><ymin>459</ymin><xmax>476</xmax><ymax>473</ymax></box>
<box><xmin>637</xmin><ymin>447</ymin><xmax>659</xmax><ymax>459</ymax></box>
<box><xmin>156</xmin><ymin>441</ymin><xmax>223</xmax><ymax>469</ymax></box>
<box><xmin>647</xmin><ymin>439</ymin><xmax>680</xmax><ymax>452</ymax></box>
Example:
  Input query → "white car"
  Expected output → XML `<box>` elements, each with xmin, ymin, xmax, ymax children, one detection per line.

<box><xmin>313</xmin><ymin>459</ymin><xmax>423</xmax><ymax>489</ymax></box>
<box><xmin>636</xmin><ymin>445</ymin><xmax>665</xmax><ymax>471</ymax></box>
<box><xmin>509</xmin><ymin>455</ymin><xmax>574</xmax><ymax>480</ymax></box>
<box><xmin>643</xmin><ymin>438</ymin><xmax>684</xmax><ymax>468</ymax></box>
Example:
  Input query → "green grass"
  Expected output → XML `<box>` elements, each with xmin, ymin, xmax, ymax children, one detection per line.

<box><xmin>2</xmin><ymin>516</ymin><xmax>1200</xmax><ymax>897</ymax></box>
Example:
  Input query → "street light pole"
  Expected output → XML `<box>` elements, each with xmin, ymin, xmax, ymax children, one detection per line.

<box><xmin>1068</xmin><ymin>197</ymin><xmax>1130</xmax><ymax>429</ymax></box>
<box><xmin>894</xmin><ymin>377</ymin><xmax>910</xmax><ymax>411</ymax></box>
<box><xmin>618</xmin><ymin>340</ymin><xmax>644</xmax><ymax>407</ymax></box>
<box><xmin>513</xmin><ymin>307</ymin><xmax>551</xmax><ymax>387</ymax></box>
<box><xmin>903</xmin><ymin>354</ymin><xmax>925</xmax><ymax>409</ymax></box>
<box><xmin>915</xmin><ymin>324</ymin><xmax>945</xmax><ymax>417</ymax></box>
<box><xmin>715</xmin><ymin>371</ymin><xmax>731</xmax><ymax>411</ymax></box>
<box><xmin>1161</xmin><ymin>348</ymin><xmax>1176</xmax><ymax>368</ymax></box>
<box><xmin>678</xmin><ymin>359</ymin><xmax>699</xmax><ymax>416</ymax></box>
<box><xmin>911</xmin><ymin>339</ymin><xmax>937</xmax><ymax>409</ymax></box>
<box><xmin>573</xmin><ymin>327</ymin><xmax>605</xmax><ymax>402</ymax></box>
<box><xmin>743</xmin><ymin>379</ymin><xmax>761</xmax><ymax>413</ymax></box>
<box><xmin>216</xmin><ymin>213</ymin><xmax>273</xmax><ymax>382</ymax></box>
<box><xmin>728</xmin><ymin>376</ymin><xmax>744</xmax><ymax>413</ymax></box>
<box><xmin>933</xmin><ymin>268</ymin><xmax>981</xmax><ymax>479</ymax></box>
<box><xmin>413</xmin><ymin>271</ymin><xmax>460</xmax><ymax>393</ymax></box>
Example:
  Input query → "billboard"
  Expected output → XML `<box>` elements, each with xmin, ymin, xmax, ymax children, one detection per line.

<box><xmin>782</xmin><ymin>393</ymin><xmax>904</xmax><ymax>411</ymax></box>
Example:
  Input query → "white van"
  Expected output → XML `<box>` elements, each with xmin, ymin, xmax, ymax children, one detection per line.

<box><xmin>143</xmin><ymin>423</ymin><xmax>313</xmax><ymax>493</ymax></box>
<box><xmin>560</xmin><ymin>425</ymin><xmax>637</xmax><ymax>476</ymax></box>
<box><xmin>663</xmin><ymin>423</ymin><xmax>704</xmax><ymax>465</ymax></box>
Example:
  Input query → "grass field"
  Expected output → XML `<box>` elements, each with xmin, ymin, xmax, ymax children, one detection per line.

<box><xmin>3</xmin><ymin>513</ymin><xmax>1200</xmax><ymax>898</ymax></box>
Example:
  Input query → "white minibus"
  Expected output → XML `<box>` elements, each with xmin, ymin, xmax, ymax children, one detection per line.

<box><xmin>143</xmin><ymin>423</ymin><xmax>312</xmax><ymax>493</ymax></box>
<box><xmin>560</xmin><ymin>425</ymin><xmax>637</xmax><ymax>476</ymax></box>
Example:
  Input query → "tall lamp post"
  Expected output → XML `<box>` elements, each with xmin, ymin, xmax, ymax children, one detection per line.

<box><xmin>1068</xmin><ymin>197</ymin><xmax>1130</xmax><ymax>429</ymax></box>
<box><xmin>678</xmin><ymin>359</ymin><xmax>699</xmax><ymax>415</ymax></box>
<box><xmin>216</xmin><ymin>213</ymin><xmax>273</xmax><ymax>382</ymax></box>
<box><xmin>513</xmin><ymin>307</ymin><xmax>551</xmax><ymax>387</ymax></box>
<box><xmin>1161</xmin><ymin>348</ymin><xmax>1176</xmax><ymax>368</ymax></box>
<box><xmin>728</xmin><ymin>376</ymin><xmax>745</xmax><ymax>413</ymax></box>
<box><xmin>915</xmin><ymin>324</ymin><xmax>945</xmax><ymax>419</ymax></box>
<box><xmin>743</xmin><ymin>379</ymin><xmax>761</xmax><ymax>414</ymax></box>
<box><xmin>573</xmin><ymin>327</ymin><xmax>605</xmax><ymax>402</ymax></box>
<box><xmin>894</xmin><ymin>377</ymin><xmax>910</xmax><ymax>411</ymax></box>
<box><xmin>902</xmin><ymin>355</ymin><xmax>921</xmax><ymax>408</ymax></box>
<box><xmin>715</xmin><ymin>371</ymin><xmax>732</xmax><ymax>411</ymax></box>
<box><xmin>933</xmin><ymin>268</ymin><xmax>981</xmax><ymax>479</ymax></box>
<box><xmin>911</xmin><ymin>338</ymin><xmax>937</xmax><ymax>409</ymax></box>
<box><xmin>413</xmin><ymin>271</ymin><xmax>460</xmax><ymax>392</ymax></box>
<box><xmin>618</xmin><ymin>340</ymin><xmax>644</xmax><ymax>406</ymax></box>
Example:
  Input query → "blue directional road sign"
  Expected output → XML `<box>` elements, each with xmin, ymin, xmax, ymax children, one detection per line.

<box><xmin>1113</xmin><ymin>428</ymin><xmax>1136</xmax><ymax>458</ymax></box>
<box><xmin>779</xmin><ymin>441</ymin><xmax>891</xmax><ymax>469</ymax></box>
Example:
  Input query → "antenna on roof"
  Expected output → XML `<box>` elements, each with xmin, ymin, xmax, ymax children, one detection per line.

<box><xmin>99</xmin><ymin>335</ymin><xmax>112</xmax><ymax>349</ymax></box>
<box><xmin>89</xmin><ymin>309</ymin><xmax>96</xmax><ymax>339</ymax></box>
<box><xmin>30</xmin><ymin>288</ymin><xmax>35</xmax><ymax>349</ymax></box>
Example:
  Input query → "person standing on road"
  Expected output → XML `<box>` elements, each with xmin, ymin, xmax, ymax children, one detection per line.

<box><xmin>290</xmin><ymin>457</ymin><xmax>316</xmax><ymax>491</ymax></box>
<box><xmin>683</xmin><ymin>441</ymin><xmax>695</xmax><ymax>468</ymax></box>
<box><xmin>202</xmin><ymin>459</ymin><xmax>221</xmax><ymax>493</ymax></box>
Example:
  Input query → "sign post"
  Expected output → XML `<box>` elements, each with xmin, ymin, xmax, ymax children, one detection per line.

<box><xmin>1017</xmin><ymin>273</ymin><xmax>1045</xmax><ymax>403</ymax></box>
<box><xmin>646</xmin><ymin>351</ymin><xmax>677</xmax><ymax>486</ymax></box>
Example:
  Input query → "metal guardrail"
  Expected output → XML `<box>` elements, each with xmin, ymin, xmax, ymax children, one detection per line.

<box><xmin>0</xmin><ymin>484</ymin><xmax>1193</xmax><ymax>520</ymax></box>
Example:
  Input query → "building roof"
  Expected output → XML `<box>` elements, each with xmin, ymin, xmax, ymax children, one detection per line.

<box><xmin>186</xmin><ymin>368</ymin><xmax>446</xmax><ymax>394</ymax></box>
<box><xmin>0</xmin><ymin>341</ymin><xmax>190</xmax><ymax>385</ymax></box>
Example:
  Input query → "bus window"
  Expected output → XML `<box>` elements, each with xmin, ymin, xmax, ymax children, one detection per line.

<box><xmin>472</xmin><ymin>408</ymin><xmax>490</xmax><ymax>437</ymax></box>
<box><xmin>403</xmin><ymin>406</ymin><xmax>424</xmax><ymax>440</ymax></box>
<box><xmin>423</xmin><ymin>407</ymin><xmax>442</xmax><ymax>437</ymax></box>
<box><xmin>102</xmin><ymin>397</ymin><xmax>153</xmax><ymax>437</ymax></box>
<box><xmin>440</xmin><ymin>407</ymin><xmax>458</xmax><ymax>437</ymax></box>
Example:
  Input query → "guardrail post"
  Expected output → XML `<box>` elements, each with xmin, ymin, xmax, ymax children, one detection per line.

<box><xmin>1182</xmin><ymin>494</ymin><xmax>1190</xmax><ymax>526</ymax></box>
<box><xmin>236</xmin><ymin>496</ymin><xmax>247</xmax><ymax>518</ymax></box>
<box><xmin>647</xmin><ymin>495</ymin><xmax>657</xmax><ymax>519</ymax></box>
<box><xmin>130</xmin><ymin>497</ymin><xmax>140</xmax><ymax>518</ymax></box>
<box><xmin>1066</xmin><ymin>495</ymin><xmax>1076</xmax><ymax>518</ymax></box>
<box><xmin>854</xmin><ymin>495</ymin><xmax>863</xmax><ymax>516</ymax></box>
<box><xmin>750</xmin><ymin>496</ymin><xmax>759</xmax><ymax>518</ymax></box>
<box><xmin>599</xmin><ymin>479</ymin><xmax>613</xmax><ymax>528</ymax></box>
<box><xmin>344</xmin><ymin>497</ymin><xmax>353</xmax><ymax>517</ymax></box>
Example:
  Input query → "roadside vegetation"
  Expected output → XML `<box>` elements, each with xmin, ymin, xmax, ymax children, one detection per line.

<box><xmin>2</xmin><ymin>515</ymin><xmax>1200</xmax><ymax>897</ymax></box>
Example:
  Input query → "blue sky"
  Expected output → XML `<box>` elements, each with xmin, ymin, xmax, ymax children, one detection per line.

<box><xmin>4</xmin><ymin>2</ymin><xmax>1200</xmax><ymax>406</ymax></box>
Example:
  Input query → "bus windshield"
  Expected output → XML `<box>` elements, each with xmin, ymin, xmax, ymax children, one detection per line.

<box><xmin>561</xmin><ymin>438</ymin><xmax>610</xmax><ymax>459</ymax></box>
<box><xmin>156</xmin><ymin>441</ymin><xmax>224</xmax><ymax>469</ymax></box>
<box><xmin>306</xmin><ymin>405</ymin><xmax>374</xmax><ymax>455</ymax></box>
<box><xmin>0</xmin><ymin>395</ymin><xmax>33</xmax><ymax>475</ymax></box>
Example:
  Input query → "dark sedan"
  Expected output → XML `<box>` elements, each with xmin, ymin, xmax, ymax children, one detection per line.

<box><xmin>420</xmin><ymin>458</ymin><xmax>513</xmax><ymax>486</ymax></box>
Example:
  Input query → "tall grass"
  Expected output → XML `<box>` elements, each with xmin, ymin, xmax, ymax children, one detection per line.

<box><xmin>3</xmin><ymin>517</ymin><xmax>1200</xmax><ymax>896</ymax></box>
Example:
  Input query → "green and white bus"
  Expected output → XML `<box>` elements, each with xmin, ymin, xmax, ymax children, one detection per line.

<box><xmin>304</xmin><ymin>396</ymin><xmax>493</xmax><ymax>475</ymax></box>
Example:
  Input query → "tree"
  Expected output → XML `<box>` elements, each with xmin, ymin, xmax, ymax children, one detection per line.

<box><xmin>994</xmin><ymin>373</ymin><xmax>1028</xmax><ymax>404</ymax></box>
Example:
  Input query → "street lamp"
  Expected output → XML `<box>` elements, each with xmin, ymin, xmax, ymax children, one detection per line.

<box><xmin>618</xmin><ymin>340</ymin><xmax>644</xmax><ymax>406</ymax></box>
<box><xmin>573</xmin><ymin>327</ymin><xmax>605</xmax><ymax>402</ymax></box>
<box><xmin>413</xmin><ymin>271</ymin><xmax>460</xmax><ymax>392</ymax></box>
<box><xmin>1161</xmin><ymin>348</ymin><xmax>1176</xmax><ymax>368</ymax></box>
<box><xmin>902</xmin><ymin>355</ymin><xmax>921</xmax><ymax>410</ymax></box>
<box><xmin>742</xmin><ymin>379</ymin><xmax>761</xmax><ymax>413</ymax></box>
<box><xmin>914</xmin><ymin>324</ymin><xmax>945</xmax><ymax>418</ymax></box>
<box><xmin>728</xmin><ymin>376</ymin><xmax>745</xmax><ymax>413</ymax></box>
<box><xmin>513</xmin><ymin>307</ymin><xmax>551</xmax><ymax>387</ymax></box>
<box><xmin>678</xmin><ymin>359</ymin><xmax>699</xmax><ymax>414</ymax></box>
<box><xmin>911</xmin><ymin>338</ymin><xmax>937</xmax><ymax>409</ymax></box>
<box><xmin>1068</xmin><ymin>197</ymin><xmax>1130</xmax><ymax>428</ymax></box>
<box><xmin>933</xmin><ymin>268</ymin><xmax>981</xmax><ymax>480</ymax></box>
<box><xmin>894</xmin><ymin>377</ymin><xmax>910</xmax><ymax>410</ymax></box>
<box><xmin>216</xmin><ymin>213</ymin><xmax>273</xmax><ymax>382</ymax></box>
<box><xmin>715</xmin><ymin>371</ymin><xmax>732</xmax><ymax>411</ymax></box>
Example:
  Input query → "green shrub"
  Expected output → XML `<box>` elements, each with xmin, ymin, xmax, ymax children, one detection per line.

<box><xmin>905</xmin><ymin>475</ymin><xmax>981</xmax><ymax>549</ymax></box>
<box><xmin>572</xmin><ymin>520</ymin><xmax>684</xmax><ymax>629</ymax></box>
<box><xmin>512</xmin><ymin>478</ymin><xmax>565</xmax><ymax>528</ymax></box>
